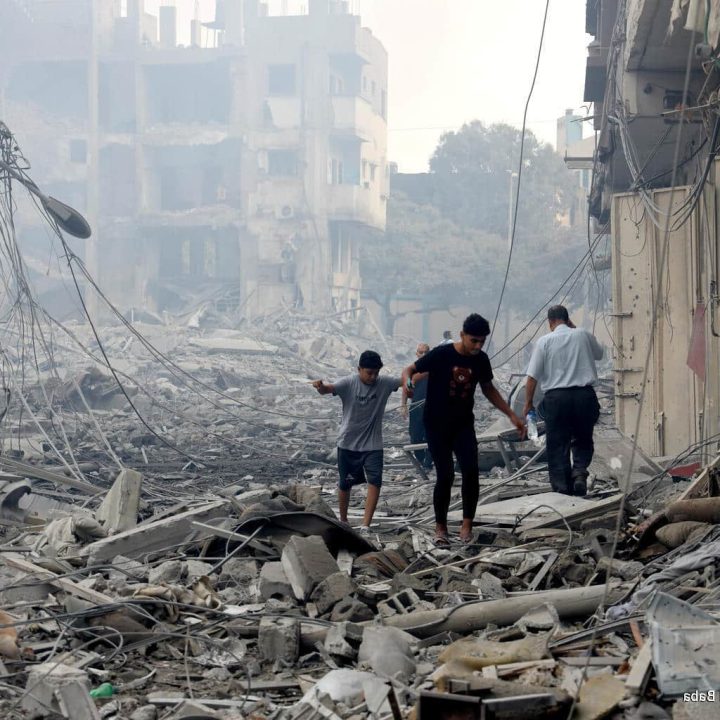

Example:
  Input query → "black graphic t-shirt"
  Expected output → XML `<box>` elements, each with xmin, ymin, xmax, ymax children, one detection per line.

<box><xmin>414</xmin><ymin>343</ymin><xmax>493</xmax><ymax>426</ymax></box>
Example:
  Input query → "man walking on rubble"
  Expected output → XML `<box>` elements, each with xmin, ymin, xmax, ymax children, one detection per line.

<box><xmin>313</xmin><ymin>350</ymin><xmax>401</xmax><ymax>532</ymax></box>
<box><xmin>401</xmin><ymin>342</ymin><xmax>433</xmax><ymax>468</ymax></box>
<box><xmin>401</xmin><ymin>314</ymin><xmax>525</xmax><ymax>545</ymax></box>
<box><xmin>523</xmin><ymin>305</ymin><xmax>604</xmax><ymax>497</ymax></box>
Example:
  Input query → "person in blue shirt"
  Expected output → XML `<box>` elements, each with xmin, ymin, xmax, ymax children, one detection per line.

<box><xmin>401</xmin><ymin>343</ymin><xmax>433</xmax><ymax>468</ymax></box>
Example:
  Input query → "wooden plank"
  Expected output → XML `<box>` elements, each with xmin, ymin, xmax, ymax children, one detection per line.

<box><xmin>629</xmin><ymin>620</ymin><xmax>644</xmax><ymax>648</ymax></box>
<box><xmin>1</xmin><ymin>553</ymin><xmax>113</xmax><ymax>606</ymax></box>
<box><xmin>625</xmin><ymin>639</ymin><xmax>653</xmax><ymax>695</ymax></box>
<box><xmin>528</xmin><ymin>551</ymin><xmax>558</xmax><ymax>591</ymax></box>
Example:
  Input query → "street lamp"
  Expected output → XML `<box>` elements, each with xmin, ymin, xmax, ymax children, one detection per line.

<box><xmin>0</xmin><ymin>159</ymin><xmax>92</xmax><ymax>239</ymax></box>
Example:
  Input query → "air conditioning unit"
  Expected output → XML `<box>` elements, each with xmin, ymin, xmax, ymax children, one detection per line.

<box><xmin>276</xmin><ymin>205</ymin><xmax>295</xmax><ymax>220</ymax></box>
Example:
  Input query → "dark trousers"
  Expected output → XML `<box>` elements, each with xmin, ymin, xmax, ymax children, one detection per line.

<box><xmin>539</xmin><ymin>386</ymin><xmax>600</xmax><ymax>493</ymax></box>
<box><xmin>408</xmin><ymin>402</ymin><xmax>432</xmax><ymax>467</ymax></box>
<box><xmin>425</xmin><ymin>422</ymin><xmax>479</xmax><ymax>524</ymax></box>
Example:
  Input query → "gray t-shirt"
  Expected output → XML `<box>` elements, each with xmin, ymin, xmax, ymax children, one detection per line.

<box><xmin>332</xmin><ymin>374</ymin><xmax>401</xmax><ymax>451</ymax></box>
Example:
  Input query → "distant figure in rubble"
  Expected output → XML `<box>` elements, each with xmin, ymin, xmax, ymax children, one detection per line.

<box><xmin>440</xmin><ymin>330</ymin><xmax>453</xmax><ymax>345</ymax></box>
<box><xmin>402</xmin><ymin>314</ymin><xmax>525</xmax><ymax>545</ymax></box>
<box><xmin>312</xmin><ymin>350</ymin><xmax>401</xmax><ymax>533</ymax></box>
<box><xmin>401</xmin><ymin>342</ymin><xmax>433</xmax><ymax>468</ymax></box>
<box><xmin>523</xmin><ymin>305</ymin><xmax>604</xmax><ymax>497</ymax></box>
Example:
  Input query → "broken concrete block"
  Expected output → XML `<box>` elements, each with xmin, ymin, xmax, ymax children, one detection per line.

<box><xmin>596</xmin><ymin>557</ymin><xmax>645</xmax><ymax>581</ymax></box>
<box><xmin>219</xmin><ymin>558</ymin><xmax>258</xmax><ymax>587</ymax></box>
<box><xmin>476</xmin><ymin>572</ymin><xmax>506</xmax><ymax>600</ymax></box>
<box><xmin>258</xmin><ymin>617</ymin><xmax>300</xmax><ymax>664</ymax></box>
<box><xmin>281</xmin><ymin>535</ymin><xmax>339</xmax><ymax>601</ymax></box>
<box><xmin>325</xmin><ymin>623</ymin><xmax>357</xmax><ymax>660</ymax></box>
<box><xmin>96</xmin><ymin>469</ymin><xmax>143</xmax><ymax>534</ymax></box>
<box><xmin>234</xmin><ymin>488</ymin><xmax>273</xmax><ymax>506</ymax></box>
<box><xmin>259</xmin><ymin>561</ymin><xmax>293</xmax><ymax>600</ymax></box>
<box><xmin>109</xmin><ymin>555</ymin><xmax>147</xmax><ymax>582</ymax></box>
<box><xmin>185</xmin><ymin>559</ymin><xmax>214</xmax><ymax>583</ymax></box>
<box><xmin>148</xmin><ymin>559</ymin><xmax>183</xmax><ymax>585</ymax></box>
<box><xmin>81</xmin><ymin>500</ymin><xmax>229</xmax><ymax>563</ymax></box>
<box><xmin>130</xmin><ymin>706</ymin><xmax>158</xmax><ymax>720</ymax></box>
<box><xmin>358</xmin><ymin>626</ymin><xmax>416</xmax><ymax>683</ymax></box>
<box><xmin>310</xmin><ymin>571</ymin><xmax>356</xmax><ymax>614</ymax></box>
<box><xmin>294</xmin><ymin>485</ymin><xmax>321</xmax><ymax>505</ymax></box>
<box><xmin>378</xmin><ymin>588</ymin><xmax>427</xmax><ymax>618</ymax></box>
<box><xmin>165</xmin><ymin>700</ymin><xmax>221</xmax><ymax>719</ymax></box>
<box><xmin>22</xmin><ymin>662</ymin><xmax>100</xmax><ymax>719</ymax></box>
<box><xmin>330</xmin><ymin>598</ymin><xmax>374</xmax><ymax>623</ymax></box>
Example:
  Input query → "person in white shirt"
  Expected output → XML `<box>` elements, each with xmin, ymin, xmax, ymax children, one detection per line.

<box><xmin>523</xmin><ymin>305</ymin><xmax>603</xmax><ymax>496</ymax></box>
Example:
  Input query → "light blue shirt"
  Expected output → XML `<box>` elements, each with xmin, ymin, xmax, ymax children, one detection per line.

<box><xmin>526</xmin><ymin>324</ymin><xmax>603</xmax><ymax>391</ymax></box>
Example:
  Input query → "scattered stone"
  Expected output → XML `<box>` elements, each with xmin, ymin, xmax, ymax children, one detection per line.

<box><xmin>130</xmin><ymin>706</ymin><xmax>158</xmax><ymax>720</ymax></box>
<box><xmin>476</xmin><ymin>571</ymin><xmax>506</xmax><ymax>600</ymax></box>
<box><xmin>148</xmin><ymin>559</ymin><xmax>183</xmax><ymax>585</ymax></box>
<box><xmin>185</xmin><ymin>559</ymin><xmax>214</xmax><ymax>582</ymax></box>
<box><xmin>259</xmin><ymin>561</ymin><xmax>293</xmax><ymax>600</ymax></box>
<box><xmin>281</xmin><ymin>535</ymin><xmax>339</xmax><ymax>601</ymax></box>
<box><xmin>310</xmin><ymin>571</ymin><xmax>356</xmax><ymax>614</ymax></box>
<box><xmin>331</xmin><ymin>598</ymin><xmax>374</xmax><ymax>623</ymax></box>
<box><xmin>96</xmin><ymin>469</ymin><xmax>143</xmax><ymax>534</ymax></box>
<box><xmin>258</xmin><ymin>617</ymin><xmax>300</xmax><ymax>664</ymax></box>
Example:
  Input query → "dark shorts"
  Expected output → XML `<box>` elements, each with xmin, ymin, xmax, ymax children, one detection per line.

<box><xmin>337</xmin><ymin>448</ymin><xmax>383</xmax><ymax>491</ymax></box>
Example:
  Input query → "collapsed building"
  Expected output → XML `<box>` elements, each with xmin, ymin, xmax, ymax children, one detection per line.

<box><xmin>580</xmin><ymin>0</ymin><xmax>720</xmax><ymax>459</ymax></box>
<box><xmin>0</xmin><ymin>0</ymin><xmax>388</xmax><ymax>318</ymax></box>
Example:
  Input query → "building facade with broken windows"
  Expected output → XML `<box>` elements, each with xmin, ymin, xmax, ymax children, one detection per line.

<box><xmin>0</xmin><ymin>0</ymin><xmax>388</xmax><ymax>317</ymax></box>
<box><xmin>583</xmin><ymin>0</ymin><xmax>720</xmax><ymax>458</ymax></box>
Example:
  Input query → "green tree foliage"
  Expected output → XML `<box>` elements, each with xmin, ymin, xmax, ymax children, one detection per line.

<box><xmin>360</xmin><ymin>121</ymin><xmax>589</xmax><ymax>335</ymax></box>
<box><xmin>359</xmin><ymin>193</ymin><xmax>506</xmax><ymax>335</ymax></box>
<box><xmin>429</xmin><ymin>121</ymin><xmax>578</xmax><ymax>238</ymax></box>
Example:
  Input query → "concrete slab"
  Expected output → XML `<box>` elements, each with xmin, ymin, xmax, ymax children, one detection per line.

<box><xmin>81</xmin><ymin>500</ymin><xmax>230</xmax><ymax>563</ymax></box>
<box><xmin>96</xmin><ymin>469</ymin><xmax>143</xmax><ymax>533</ymax></box>
<box><xmin>452</xmin><ymin>492</ymin><xmax>603</xmax><ymax>527</ymax></box>
<box><xmin>188</xmin><ymin>337</ymin><xmax>279</xmax><ymax>355</ymax></box>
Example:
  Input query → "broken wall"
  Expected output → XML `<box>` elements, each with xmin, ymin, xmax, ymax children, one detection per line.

<box><xmin>611</xmin><ymin>172</ymin><xmax>720</xmax><ymax>458</ymax></box>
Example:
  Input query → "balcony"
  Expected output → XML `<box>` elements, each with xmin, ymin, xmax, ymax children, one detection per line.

<box><xmin>330</xmin><ymin>96</ymin><xmax>385</xmax><ymax>141</ymax></box>
<box><xmin>327</xmin><ymin>184</ymin><xmax>385</xmax><ymax>230</ymax></box>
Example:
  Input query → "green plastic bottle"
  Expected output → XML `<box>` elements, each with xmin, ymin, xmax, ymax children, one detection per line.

<box><xmin>90</xmin><ymin>682</ymin><xmax>115</xmax><ymax>699</ymax></box>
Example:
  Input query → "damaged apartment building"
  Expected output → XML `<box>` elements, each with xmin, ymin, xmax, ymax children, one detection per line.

<box><xmin>0</xmin><ymin>0</ymin><xmax>388</xmax><ymax>317</ymax></box>
<box><xmin>582</xmin><ymin>0</ymin><xmax>720</xmax><ymax>460</ymax></box>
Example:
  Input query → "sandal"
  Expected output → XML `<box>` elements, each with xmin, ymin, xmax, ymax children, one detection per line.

<box><xmin>433</xmin><ymin>534</ymin><xmax>451</xmax><ymax>547</ymax></box>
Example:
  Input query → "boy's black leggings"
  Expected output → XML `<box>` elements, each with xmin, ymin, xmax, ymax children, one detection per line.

<box><xmin>425</xmin><ymin>421</ymin><xmax>479</xmax><ymax>525</ymax></box>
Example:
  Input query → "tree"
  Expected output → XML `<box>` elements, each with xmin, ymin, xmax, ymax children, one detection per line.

<box><xmin>359</xmin><ymin>193</ymin><xmax>505</xmax><ymax>335</ymax></box>
<box><xmin>429</xmin><ymin>121</ymin><xmax>577</xmax><ymax>239</ymax></box>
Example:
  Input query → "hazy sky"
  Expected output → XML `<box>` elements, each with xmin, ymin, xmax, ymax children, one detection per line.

<box><xmin>146</xmin><ymin>0</ymin><xmax>591</xmax><ymax>172</ymax></box>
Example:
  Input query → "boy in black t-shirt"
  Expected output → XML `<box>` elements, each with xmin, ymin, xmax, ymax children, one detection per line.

<box><xmin>401</xmin><ymin>314</ymin><xmax>525</xmax><ymax>544</ymax></box>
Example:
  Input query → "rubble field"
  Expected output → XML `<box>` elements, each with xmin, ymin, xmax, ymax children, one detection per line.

<box><xmin>0</xmin><ymin>312</ymin><xmax>717</xmax><ymax>719</ymax></box>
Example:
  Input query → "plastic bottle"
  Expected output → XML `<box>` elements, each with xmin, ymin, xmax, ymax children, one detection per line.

<box><xmin>90</xmin><ymin>683</ymin><xmax>115</xmax><ymax>699</ymax></box>
<box><xmin>526</xmin><ymin>409</ymin><xmax>540</xmax><ymax>445</ymax></box>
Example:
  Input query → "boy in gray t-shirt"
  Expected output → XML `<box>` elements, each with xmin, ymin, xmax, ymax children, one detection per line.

<box><xmin>313</xmin><ymin>350</ymin><xmax>401</xmax><ymax>531</ymax></box>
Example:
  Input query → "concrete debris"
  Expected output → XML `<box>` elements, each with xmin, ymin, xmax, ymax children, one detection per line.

<box><xmin>281</xmin><ymin>535</ymin><xmax>339</xmax><ymax>601</ymax></box>
<box><xmin>95</xmin><ymin>469</ymin><xmax>143</xmax><ymax>534</ymax></box>
<box><xmin>0</xmin><ymin>313</ymin><xmax>715</xmax><ymax>718</ymax></box>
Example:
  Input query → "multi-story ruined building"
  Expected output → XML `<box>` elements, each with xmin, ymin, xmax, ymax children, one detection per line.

<box><xmin>582</xmin><ymin>0</ymin><xmax>720</xmax><ymax>458</ymax></box>
<box><xmin>0</xmin><ymin>0</ymin><xmax>388</xmax><ymax>317</ymax></box>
